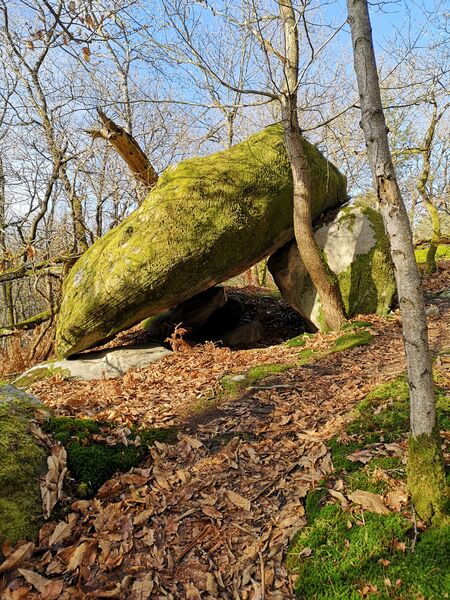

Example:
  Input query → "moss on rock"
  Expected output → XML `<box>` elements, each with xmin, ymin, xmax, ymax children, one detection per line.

<box><xmin>14</xmin><ymin>364</ymin><xmax>70</xmax><ymax>389</ymax></box>
<box><xmin>0</xmin><ymin>385</ymin><xmax>47</xmax><ymax>545</ymax></box>
<box><xmin>56</xmin><ymin>124</ymin><xmax>347</xmax><ymax>357</ymax></box>
<box><xmin>268</xmin><ymin>201</ymin><xmax>396</xmax><ymax>330</ymax></box>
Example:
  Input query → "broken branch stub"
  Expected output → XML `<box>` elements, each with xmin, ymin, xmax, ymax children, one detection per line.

<box><xmin>86</xmin><ymin>109</ymin><xmax>158</xmax><ymax>189</ymax></box>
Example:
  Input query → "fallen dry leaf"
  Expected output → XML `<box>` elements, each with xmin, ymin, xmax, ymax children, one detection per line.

<box><xmin>227</xmin><ymin>490</ymin><xmax>251</xmax><ymax>511</ymax></box>
<box><xmin>328</xmin><ymin>489</ymin><xmax>349</xmax><ymax>508</ymax></box>
<box><xmin>349</xmin><ymin>490</ymin><xmax>391</xmax><ymax>515</ymax></box>
<box><xmin>41</xmin><ymin>444</ymin><xmax>67</xmax><ymax>519</ymax></box>
<box><xmin>18</xmin><ymin>568</ymin><xmax>63</xmax><ymax>599</ymax></box>
<box><xmin>385</xmin><ymin>488</ymin><xmax>408</xmax><ymax>511</ymax></box>
<box><xmin>346</xmin><ymin>448</ymin><xmax>375</xmax><ymax>464</ymax></box>
<box><xmin>0</xmin><ymin>542</ymin><xmax>35</xmax><ymax>573</ymax></box>
<box><xmin>130</xmin><ymin>573</ymin><xmax>154</xmax><ymax>599</ymax></box>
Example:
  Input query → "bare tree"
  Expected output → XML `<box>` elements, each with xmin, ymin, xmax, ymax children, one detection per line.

<box><xmin>415</xmin><ymin>97</ymin><xmax>448</xmax><ymax>272</ymax></box>
<box><xmin>155</xmin><ymin>0</ymin><xmax>347</xmax><ymax>329</ymax></box>
<box><xmin>279</xmin><ymin>0</ymin><xmax>345</xmax><ymax>330</ymax></box>
<box><xmin>347</xmin><ymin>0</ymin><xmax>446</xmax><ymax>522</ymax></box>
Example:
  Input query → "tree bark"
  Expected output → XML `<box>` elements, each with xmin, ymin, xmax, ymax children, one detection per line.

<box><xmin>417</xmin><ymin>100</ymin><xmax>442</xmax><ymax>273</ymax></box>
<box><xmin>279</xmin><ymin>0</ymin><xmax>345</xmax><ymax>331</ymax></box>
<box><xmin>0</xmin><ymin>154</ymin><xmax>15</xmax><ymax>326</ymax></box>
<box><xmin>86</xmin><ymin>109</ymin><xmax>158</xmax><ymax>190</ymax></box>
<box><xmin>347</xmin><ymin>0</ymin><xmax>446</xmax><ymax>522</ymax></box>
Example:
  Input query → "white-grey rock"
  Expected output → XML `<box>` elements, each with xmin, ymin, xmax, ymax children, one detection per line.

<box><xmin>19</xmin><ymin>343</ymin><xmax>172</xmax><ymax>382</ymax></box>
<box><xmin>268</xmin><ymin>201</ymin><xmax>396</xmax><ymax>330</ymax></box>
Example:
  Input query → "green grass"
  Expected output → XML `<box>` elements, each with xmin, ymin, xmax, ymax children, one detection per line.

<box><xmin>45</xmin><ymin>417</ymin><xmax>177</xmax><ymax>497</ymax></box>
<box><xmin>415</xmin><ymin>243</ymin><xmax>450</xmax><ymax>264</ymax></box>
<box><xmin>288</xmin><ymin>375</ymin><xmax>450</xmax><ymax>599</ymax></box>
<box><xmin>288</xmin><ymin>504</ymin><xmax>449</xmax><ymax>599</ymax></box>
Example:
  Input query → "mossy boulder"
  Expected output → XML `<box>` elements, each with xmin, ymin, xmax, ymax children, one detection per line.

<box><xmin>0</xmin><ymin>385</ymin><xmax>47</xmax><ymax>546</ymax></box>
<box><xmin>56</xmin><ymin>124</ymin><xmax>347</xmax><ymax>357</ymax></box>
<box><xmin>268</xmin><ymin>201</ymin><xmax>395</xmax><ymax>330</ymax></box>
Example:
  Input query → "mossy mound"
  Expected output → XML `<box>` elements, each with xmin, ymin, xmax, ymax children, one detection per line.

<box><xmin>14</xmin><ymin>364</ymin><xmax>70</xmax><ymax>388</ymax></box>
<box><xmin>56</xmin><ymin>124</ymin><xmax>347</xmax><ymax>357</ymax></box>
<box><xmin>45</xmin><ymin>416</ymin><xmax>177</xmax><ymax>497</ymax></box>
<box><xmin>0</xmin><ymin>385</ymin><xmax>47</xmax><ymax>545</ymax></box>
<box><xmin>288</xmin><ymin>502</ymin><xmax>449</xmax><ymax>599</ymax></box>
<box><xmin>295</xmin><ymin>330</ymin><xmax>374</xmax><ymax>366</ymax></box>
<box><xmin>220</xmin><ymin>363</ymin><xmax>294</xmax><ymax>397</ymax></box>
<box><xmin>268</xmin><ymin>201</ymin><xmax>395</xmax><ymax>330</ymax></box>
<box><xmin>287</xmin><ymin>374</ymin><xmax>450</xmax><ymax>599</ymax></box>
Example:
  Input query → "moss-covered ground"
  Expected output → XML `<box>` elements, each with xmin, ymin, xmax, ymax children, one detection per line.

<box><xmin>220</xmin><ymin>363</ymin><xmax>294</xmax><ymax>397</ymax></box>
<box><xmin>295</xmin><ymin>330</ymin><xmax>375</xmax><ymax>366</ymax></box>
<box><xmin>0</xmin><ymin>387</ymin><xmax>47</xmax><ymax>544</ymax></box>
<box><xmin>415</xmin><ymin>243</ymin><xmax>450</xmax><ymax>264</ymax></box>
<box><xmin>45</xmin><ymin>417</ymin><xmax>177</xmax><ymax>497</ymax></box>
<box><xmin>218</xmin><ymin>327</ymin><xmax>375</xmax><ymax>403</ymax></box>
<box><xmin>287</xmin><ymin>374</ymin><xmax>450</xmax><ymax>599</ymax></box>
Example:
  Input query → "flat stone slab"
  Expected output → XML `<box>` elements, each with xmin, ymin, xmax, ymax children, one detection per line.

<box><xmin>18</xmin><ymin>344</ymin><xmax>172</xmax><ymax>382</ymax></box>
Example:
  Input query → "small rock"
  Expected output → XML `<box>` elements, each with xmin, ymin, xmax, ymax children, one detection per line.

<box><xmin>425</xmin><ymin>305</ymin><xmax>439</xmax><ymax>317</ymax></box>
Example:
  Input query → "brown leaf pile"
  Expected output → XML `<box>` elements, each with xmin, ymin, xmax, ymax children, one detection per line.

<box><xmin>1</xmin><ymin>288</ymin><xmax>449</xmax><ymax>598</ymax></box>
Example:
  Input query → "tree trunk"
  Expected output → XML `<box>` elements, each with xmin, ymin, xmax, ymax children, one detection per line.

<box><xmin>417</xmin><ymin>100</ymin><xmax>442</xmax><ymax>274</ymax></box>
<box><xmin>279</xmin><ymin>0</ymin><xmax>345</xmax><ymax>331</ymax></box>
<box><xmin>0</xmin><ymin>154</ymin><xmax>15</xmax><ymax>326</ymax></box>
<box><xmin>347</xmin><ymin>0</ymin><xmax>446</xmax><ymax>522</ymax></box>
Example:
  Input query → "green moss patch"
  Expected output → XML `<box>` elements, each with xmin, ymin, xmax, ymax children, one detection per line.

<box><xmin>288</xmin><ymin>503</ymin><xmax>449</xmax><ymax>599</ymax></box>
<box><xmin>0</xmin><ymin>386</ymin><xmax>47</xmax><ymax>544</ymax></box>
<box><xmin>287</xmin><ymin>373</ymin><xmax>450</xmax><ymax>599</ymax></box>
<box><xmin>415</xmin><ymin>243</ymin><xmax>450</xmax><ymax>264</ymax></box>
<box><xmin>333</xmin><ymin>331</ymin><xmax>374</xmax><ymax>351</ymax></box>
<box><xmin>45</xmin><ymin>417</ymin><xmax>177</xmax><ymax>497</ymax></box>
<box><xmin>286</xmin><ymin>333</ymin><xmax>315</xmax><ymax>348</ymax></box>
<box><xmin>342</xmin><ymin>320</ymin><xmax>374</xmax><ymax>330</ymax></box>
<box><xmin>337</xmin><ymin>206</ymin><xmax>396</xmax><ymax>318</ymax></box>
<box><xmin>220</xmin><ymin>363</ymin><xmax>294</xmax><ymax>398</ymax></box>
<box><xmin>14</xmin><ymin>365</ymin><xmax>70</xmax><ymax>389</ymax></box>
<box><xmin>296</xmin><ymin>331</ymin><xmax>374</xmax><ymax>366</ymax></box>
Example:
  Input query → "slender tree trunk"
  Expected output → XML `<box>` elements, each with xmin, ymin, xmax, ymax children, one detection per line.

<box><xmin>279</xmin><ymin>0</ymin><xmax>345</xmax><ymax>330</ymax></box>
<box><xmin>417</xmin><ymin>100</ymin><xmax>441</xmax><ymax>273</ymax></box>
<box><xmin>347</xmin><ymin>0</ymin><xmax>446</xmax><ymax>522</ymax></box>
<box><xmin>0</xmin><ymin>154</ymin><xmax>15</xmax><ymax>326</ymax></box>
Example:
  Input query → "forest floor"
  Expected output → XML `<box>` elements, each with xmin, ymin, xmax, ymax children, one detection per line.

<box><xmin>1</xmin><ymin>262</ymin><xmax>450</xmax><ymax>599</ymax></box>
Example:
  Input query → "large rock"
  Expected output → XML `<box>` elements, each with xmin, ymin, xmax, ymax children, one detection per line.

<box><xmin>56</xmin><ymin>124</ymin><xmax>347</xmax><ymax>357</ymax></box>
<box><xmin>268</xmin><ymin>202</ymin><xmax>396</xmax><ymax>330</ymax></box>
<box><xmin>0</xmin><ymin>385</ymin><xmax>47</xmax><ymax>545</ymax></box>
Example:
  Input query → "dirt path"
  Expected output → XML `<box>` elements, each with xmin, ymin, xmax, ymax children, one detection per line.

<box><xmin>2</xmin><ymin>298</ymin><xmax>450</xmax><ymax>599</ymax></box>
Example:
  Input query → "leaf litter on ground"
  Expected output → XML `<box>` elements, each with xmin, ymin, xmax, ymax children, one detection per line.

<box><xmin>1</xmin><ymin>274</ymin><xmax>449</xmax><ymax>599</ymax></box>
